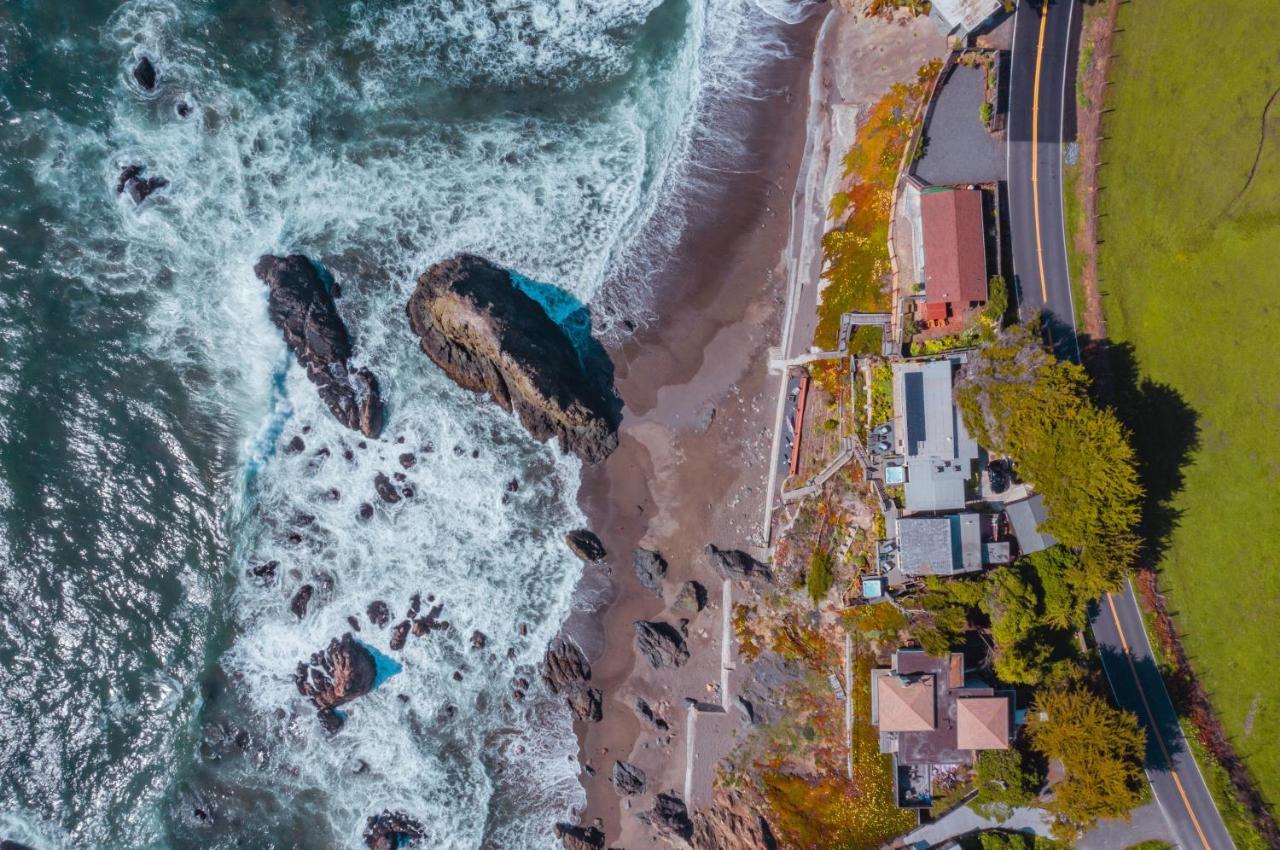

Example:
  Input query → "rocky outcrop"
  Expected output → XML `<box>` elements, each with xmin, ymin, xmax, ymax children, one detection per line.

<box><xmin>691</xmin><ymin>790</ymin><xmax>777</xmax><ymax>850</ymax></box>
<box><xmin>674</xmin><ymin>581</ymin><xmax>708</xmax><ymax>614</ymax></box>
<box><xmin>294</xmin><ymin>633</ymin><xmax>377</xmax><ymax>732</ymax></box>
<box><xmin>565</xmin><ymin>529</ymin><xmax>607</xmax><ymax>563</ymax></box>
<box><xmin>634</xmin><ymin>621</ymin><xmax>689</xmax><ymax>669</ymax></box>
<box><xmin>612</xmin><ymin>760</ymin><xmax>647</xmax><ymax>796</ymax></box>
<box><xmin>255</xmin><ymin>255</ymin><xmax>384</xmax><ymax>438</ymax></box>
<box><xmin>642</xmin><ymin>793</ymin><xmax>694</xmax><ymax>845</ymax></box>
<box><xmin>554</xmin><ymin>823</ymin><xmax>605</xmax><ymax>850</ymax></box>
<box><xmin>367</xmin><ymin>600</ymin><xmax>390</xmax><ymax>627</ymax></box>
<box><xmin>405</xmin><ymin>255</ymin><xmax>618</xmax><ymax>463</ymax></box>
<box><xmin>363</xmin><ymin>810</ymin><xmax>425</xmax><ymax>850</ymax></box>
<box><xmin>116</xmin><ymin>164</ymin><xmax>168</xmax><ymax>204</ymax></box>
<box><xmin>633</xmin><ymin>548</ymin><xmax>667</xmax><ymax>597</ymax></box>
<box><xmin>704</xmin><ymin>545</ymin><xmax>772</xmax><ymax>585</ymax></box>
<box><xmin>132</xmin><ymin>56</ymin><xmax>157</xmax><ymax>90</ymax></box>
<box><xmin>542</xmin><ymin>635</ymin><xmax>602</xmax><ymax>723</ymax></box>
<box><xmin>634</xmin><ymin>697</ymin><xmax>670</xmax><ymax>732</ymax></box>
<box><xmin>290</xmin><ymin>584</ymin><xmax>314</xmax><ymax>619</ymax></box>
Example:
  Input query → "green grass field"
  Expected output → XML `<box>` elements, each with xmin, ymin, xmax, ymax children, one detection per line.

<box><xmin>1096</xmin><ymin>0</ymin><xmax>1280</xmax><ymax>810</ymax></box>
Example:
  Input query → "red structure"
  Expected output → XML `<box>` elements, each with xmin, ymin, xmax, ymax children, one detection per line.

<box><xmin>788</xmin><ymin>372</ymin><xmax>810</xmax><ymax>477</ymax></box>
<box><xmin>920</xmin><ymin>188</ymin><xmax>987</xmax><ymax>326</ymax></box>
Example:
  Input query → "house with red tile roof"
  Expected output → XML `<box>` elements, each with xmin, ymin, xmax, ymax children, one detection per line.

<box><xmin>920</xmin><ymin>188</ymin><xmax>988</xmax><ymax>327</ymax></box>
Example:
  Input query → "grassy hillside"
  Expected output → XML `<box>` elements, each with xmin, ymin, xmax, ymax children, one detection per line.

<box><xmin>1096</xmin><ymin>0</ymin><xmax>1280</xmax><ymax>806</ymax></box>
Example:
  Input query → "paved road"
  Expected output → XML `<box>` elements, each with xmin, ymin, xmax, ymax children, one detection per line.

<box><xmin>1007</xmin><ymin>2</ymin><xmax>1234</xmax><ymax>848</ymax></box>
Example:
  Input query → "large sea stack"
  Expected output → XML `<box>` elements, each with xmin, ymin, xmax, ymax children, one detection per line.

<box><xmin>405</xmin><ymin>255</ymin><xmax>618</xmax><ymax>463</ymax></box>
<box><xmin>255</xmin><ymin>255</ymin><xmax>385</xmax><ymax>438</ymax></box>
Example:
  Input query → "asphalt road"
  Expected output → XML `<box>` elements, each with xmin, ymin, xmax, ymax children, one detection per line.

<box><xmin>1007</xmin><ymin>2</ymin><xmax>1235</xmax><ymax>847</ymax></box>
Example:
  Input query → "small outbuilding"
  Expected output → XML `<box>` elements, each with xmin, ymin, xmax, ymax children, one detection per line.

<box><xmin>1005</xmin><ymin>494</ymin><xmax>1057</xmax><ymax>554</ymax></box>
<box><xmin>929</xmin><ymin>0</ymin><xmax>1003</xmax><ymax>38</ymax></box>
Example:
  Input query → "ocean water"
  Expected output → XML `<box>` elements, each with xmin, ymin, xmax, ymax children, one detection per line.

<box><xmin>0</xmin><ymin>0</ymin><xmax>806</xmax><ymax>848</ymax></box>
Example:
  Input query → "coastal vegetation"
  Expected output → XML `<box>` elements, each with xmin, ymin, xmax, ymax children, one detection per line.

<box><xmin>1092</xmin><ymin>0</ymin><xmax>1280</xmax><ymax>822</ymax></box>
<box><xmin>956</xmin><ymin>327</ymin><xmax>1141</xmax><ymax>599</ymax></box>
<box><xmin>1027</xmin><ymin>684</ymin><xmax>1148</xmax><ymax>839</ymax></box>
<box><xmin>971</xmin><ymin>746</ymin><xmax>1043</xmax><ymax>823</ymax></box>
<box><xmin>816</xmin><ymin>60</ymin><xmax>942</xmax><ymax>351</ymax></box>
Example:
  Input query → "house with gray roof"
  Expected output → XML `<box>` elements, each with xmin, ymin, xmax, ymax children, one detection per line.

<box><xmin>1005</xmin><ymin>493</ymin><xmax>1057</xmax><ymax>554</ymax></box>
<box><xmin>929</xmin><ymin>0</ymin><xmax>1002</xmax><ymax>38</ymax></box>
<box><xmin>891</xmin><ymin>357</ymin><xmax>980</xmax><ymax>514</ymax></box>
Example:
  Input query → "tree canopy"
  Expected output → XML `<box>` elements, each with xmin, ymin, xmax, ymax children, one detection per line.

<box><xmin>972</xmin><ymin>746</ymin><xmax>1044</xmax><ymax>822</ymax></box>
<box><xmin>1027</xmin><ymin>685</ymin><xmax>1148</xmax><ymax>840</ymax></box>
<box><xmin>956</xmin><ymin>328</ymin><xmax>1142</xmax><ymax>596</ymax></box>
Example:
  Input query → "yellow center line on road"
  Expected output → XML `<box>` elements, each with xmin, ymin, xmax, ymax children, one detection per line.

<box><xmin>1031</xmin><ymin>2</ymin><xmax>1049</xmax><ymax>304</ymax></box>
<box><xmin>1106</xmin><ymin>592</ymin><xmax>1214</xmax><ymax>850</ymax></box>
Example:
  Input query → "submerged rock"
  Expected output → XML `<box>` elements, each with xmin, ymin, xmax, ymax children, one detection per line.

<box><xmin>363</xmin><ymin>810</ymin><xmax>425</xmax><ymax>850</ymax></box>
<box><xmin>367</xmin><ymin>600</ymin><xmax>390</xmax><ymax>627</ymax></box>
<box><xmin>633</xmin><ymin>548</ymin><xmax>668</xmax><ymax>597</ymax></box>
<box><xmin>405</xmin><ymin>254</ymin><xmax>618</xmax><ymax>463</ymax></box>
<box><xmin>373</xmin><ymin>473</ymin><xmax>400</xmax><ymax>504</ymax></box>
<box><xmin>294</xmin><ymin>633</ymin><xmax>377</xmax><ymax>732</ymax></box>
<box><xmin>290</xmin><ymin>584</ymin><xmax>314</xmax><ymax>619</ymax></box>
<box><xmin>389</xmin><ymin>620</ymin><xmax>411</xmax><ymax>651</ymax></box>
<box><xmin>116</xmin><ymin>164</ymin><xmax>168</xmax><ymax>204</ymax></box>
<box><xmin>634</xmin><ymin>621</ymin><xmax>689</xmax><ymax>669</ymax></box>
<box><xmin>254</xmin><ymin>255</ymin><xmax>385</xmax><ymax>438</ymax></box>
<box><xmin>704</xmin><ymin>544</ymin><xmax>772</xmax><ymax>584</ymax></box>
<box><xmin>132</xmin><ymin>55</ymin><xmax>157</xmax><ymax>90</ymax></box>
<box><xmin>565</xmin><ymin>529</ymin><xmax>607</xmax><ymax>563</ymax></box>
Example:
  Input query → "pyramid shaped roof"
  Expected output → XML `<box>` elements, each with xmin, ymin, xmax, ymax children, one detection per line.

<box><xmin>877</xmin><ymin>674</ymin><xmax>937</xmax><ymax>732</ymax></box>
<box><xmin>957</xmin><ymin>695</ymin><xmax>1010</xmax><ymax>750</ymax></box>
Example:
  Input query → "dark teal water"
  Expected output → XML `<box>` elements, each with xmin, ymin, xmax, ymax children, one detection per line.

<box><xmin>0</xmin><ymin>0</ymin><xmax>800</xmax><ymax>846</ymax></box>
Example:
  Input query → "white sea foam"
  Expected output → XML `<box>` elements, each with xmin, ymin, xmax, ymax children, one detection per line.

<box><xmin>18</xmin><ymin>0</ymin><xmax>810</xmax><ymax>845</ymax></box>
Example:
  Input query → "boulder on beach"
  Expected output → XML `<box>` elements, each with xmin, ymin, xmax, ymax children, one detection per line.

<box><xmin>255</xmin><ymin>255</ymin><xmax>385</xmax><ymax>438</ymax></box>
<box><xmin>554</xmin><ymin>823</ymin><xmax>605</xmax><ymax>850</ymax></box>
<box><xmin>633</xmin><ymin>548</ymin><xmax>667</xmax><ymax>597</ymax></box>
<box><xmin>363</xmin><ymin>810</ymin><xmax>425</xmax><ymax>850</ymax></box>
<box><xmin>405</xmin><ymin>254</ymin><xmax>618</xmax><ymax>463</ymax></box>
<box><xmin>641</xmin><ymin>792</ymin><xmax>694</xmax><ymax>844</ymax></box>
<box><xmin>634</xmin><ymin>696</ymin><xmax>670</xmax><ymax>732</ymax></box>
<box><xmin>704</xmin><ymin>544</ymin><xmax>772</xmax><ymax>585</ymax></box>
<box><xmin>542</xmin><ymin>635</ymin><xmax>601</xmax><ymax>723</ymax></box>
<box><xmin>674</xmin><ymin>580</ymin><xmax>708</xmax><ymax>614</ymax></box>
<box><xmin>565</xmin><ymin>529</ymin><xmax>607</xmax><ymax>563</ymax></box>
<box><xmin>634</xmin><ymin>621</ymin><xmax>689</xmax><ymax>669</ymax></box>
<box><xmin>116</xmin><ymin>164</ymin><xmax>168</xmax><ymax>204</ymax></box>
<box><xmin>612</xmin><ymin>760</ymin><xmax>647</xmax><ymax>796</ymax></box>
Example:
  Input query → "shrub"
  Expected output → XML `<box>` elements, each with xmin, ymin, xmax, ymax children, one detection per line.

<box><xmin>807</xmin><ymin>548</ymin><xmax>836</xmax><ymax>605</ymax></box>
<box><xmin>973</xmin><ymin>747</ymin><xmax>1044</xmax><ymax>822</ymax></box>
<box><xmin>823</xmin><ymin>418</ymin><xmax>839</xmax><ymax>431</ymax></box>
<box><xmin>980</xmin><ymin>101</ymin><xmax>994</xmax><ymax>124</ymax></box>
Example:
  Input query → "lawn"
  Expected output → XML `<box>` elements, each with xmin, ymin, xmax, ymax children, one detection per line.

<box><xmin>1095</xmin><ymin>0</ymin><xmax>1280</xmax><ymax>810</ymax></box>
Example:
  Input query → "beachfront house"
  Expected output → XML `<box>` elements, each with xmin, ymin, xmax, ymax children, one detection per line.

<box><xmin>928</xmin><ymin>0</ymin><xmax>1003</xmax><ymax>40</ymax></box>
<box><xmin>896</xmin><ymin>513</ymin><xmax>1010</xmax><ymax>577</ymax></box>
<box><xmin>871</xmin><ymin>648</ymin><xmax>1014</xmax><ymax>808</ymax></box>
<box><xmin>890</xmin><ymin>356</ymin><xmax>980</xmax><ymax>514</ymax></box>
<box><xmin>919</xmin><ymin>187</ymin><xmax>988</xmax><ymax>328</ymax></box>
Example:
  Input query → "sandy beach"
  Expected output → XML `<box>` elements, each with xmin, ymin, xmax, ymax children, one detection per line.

<box><xmin>559</xmin><ymin>6</ymin><xmax>947</xmax><ymax>846</ymax></box>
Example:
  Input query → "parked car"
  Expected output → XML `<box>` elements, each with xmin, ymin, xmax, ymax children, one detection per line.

<box><xmin>872</xmin><ymin>423</ymin><xmax>892</xmax><ymax>437</ymax></box>
<box><xmin>987</xmin><ymin>460</ymin><xmax>1011</xmax><ymax>494</ymax></box>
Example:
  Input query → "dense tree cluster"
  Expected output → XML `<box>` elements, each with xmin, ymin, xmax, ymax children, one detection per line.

<box><xmin>955</xmin><ymin>327</ymin><xmax>1142</xmax><ymax>597</ymax></box>
<box><xmin>972</xmin><ymin>745</ymin><xmax>1044</xmax><ymax>822</ymax></box>
<box><xmin>1027</xmin><ymin>685</ymin><xmax>1148</xmax><ymax>840</ymax></box>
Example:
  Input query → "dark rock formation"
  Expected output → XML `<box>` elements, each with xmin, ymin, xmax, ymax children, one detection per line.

<box><xmin>3</xmin><ymin>842</ymin><xmax>38</xmax><ymax>850</ymax></box>
<box><xmin>542</xmin><ymin>635</ymin><xmax>601</xmax><ymax>723</ymax></box>
<box><xmin>398</xmin><ymin>452</ymin><xmax>416</xmax><ymax>469</ymax></box>
<box><xmin>132</xmin><ymin>56</ymin><xmax>157</xmax><ymax>90</ymax></box>
<box><xmin>565</xmin><ymin>529</ymin><xmax>607</xmax><ymax>563</ymax></box>
<box><xmin>405</xmin><ymin>255</ymin><xmax>618</xmax><ymax>463</ymax></box>
<box><xmin>363</xmin><ymin>810</ymin><xmax>425</xmax><ymax>850</ymax></box>
<box><xmin>642</xmin><ymin>792</ymin><xmax>694</xmax><ymax>844</ymax></box>
<box><xmin>254</xmin><ymin>255</ymin><xmax>384</xmax><ymax>438</ymax></box>
<box><xmin>390</xmin><ymin>620</ymin><xmax>410</xmax><ymax>651</ymax></box>
<box><xmin>284</xmin><ymin>435</ymin><xmax>305</xmax><ymax>454</ymax></box>
<box><xmin>691</xmin><ymin>790</ymin><xmax>777</xmax><ymax>850</ymax></box>
<box><xmin>116</xmin><ymin>164</ymin><xmax>168</xmax><ymax>204</ymax></box>
<box><xmin>634</xmin><ymin>696</ymin><xmax>670</xmax><ymax>732</ymax></box>
<box><xmin>247</xmin><ymin>560</ymin><xmax>278</xmax><ymax>585</ymax></box>
<box><xmin>633</xmin><ymin>548</ymin><xmax>667</xmax><ymax>597</ymax></box>
<box><xmin>612</xmin><ymin>760</ymin><xmax>647</xmax><ymax>796</ymax></box>
<box><xmin>294</xmin><ymin>633</ymin><xmax>377</xmax><ymax>732</ymax></box>
<box><xmin>674</xmin><ymin>580</ymin><xmax>708</xmax><ymax>614</ymax></box>
<box><xmin>470</xmin><ymin>630</ymin><xmax>487</xmax><ymax>650</ymax></box>
<box><xmin>290</xmin><ymin>584</ymin><xmax>314</xmax><ymax>619</ymax></box>
<box><xmin>704</xmin><ymin>545</ymin><xmax>772</xmax><ymax>584</ymax></box>
<box><xmin>634</xmin><ymin>621</ymin><xmax>689</xmax><ymax>669</ymax></box>
<box><xmin>554</xmin><ymin>823</ymin><xmax>605</xmax><ymax>850</ymax></box>
<box><xmin>367</xmin><ymin>600</ymin><xmax>390</xmax><ymax>627</ymax></box>
<box><xmin>373</xmin><ymin>473</ymin><xmax>400</xmax><ymax>503</ymax></box>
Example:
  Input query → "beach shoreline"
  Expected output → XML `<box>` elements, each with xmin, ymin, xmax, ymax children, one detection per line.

<box><xmin>559</xmin><ymin>7</ymin><xmax>826</xmax><ymax>843</ymax></box>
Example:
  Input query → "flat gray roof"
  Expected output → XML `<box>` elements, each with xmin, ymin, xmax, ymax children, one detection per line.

<box><xmin>898</xmin><ymin>514</ymin><xmax>982</xmax><ymax>576</ymax></box>
<box><xmin>930</xmin><ymin>0</ymin><xmax>1001</xmax><ymax>35</ymax></box>
<box><xmin>1005</xmin><ymin>494</ymin><xmax>1057</xmax><ymax>554</ymax></box>
<box><xmin>893</xmin><ymin>357</ymin><xmax>979</xmax><ymax>513</ymax></box>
